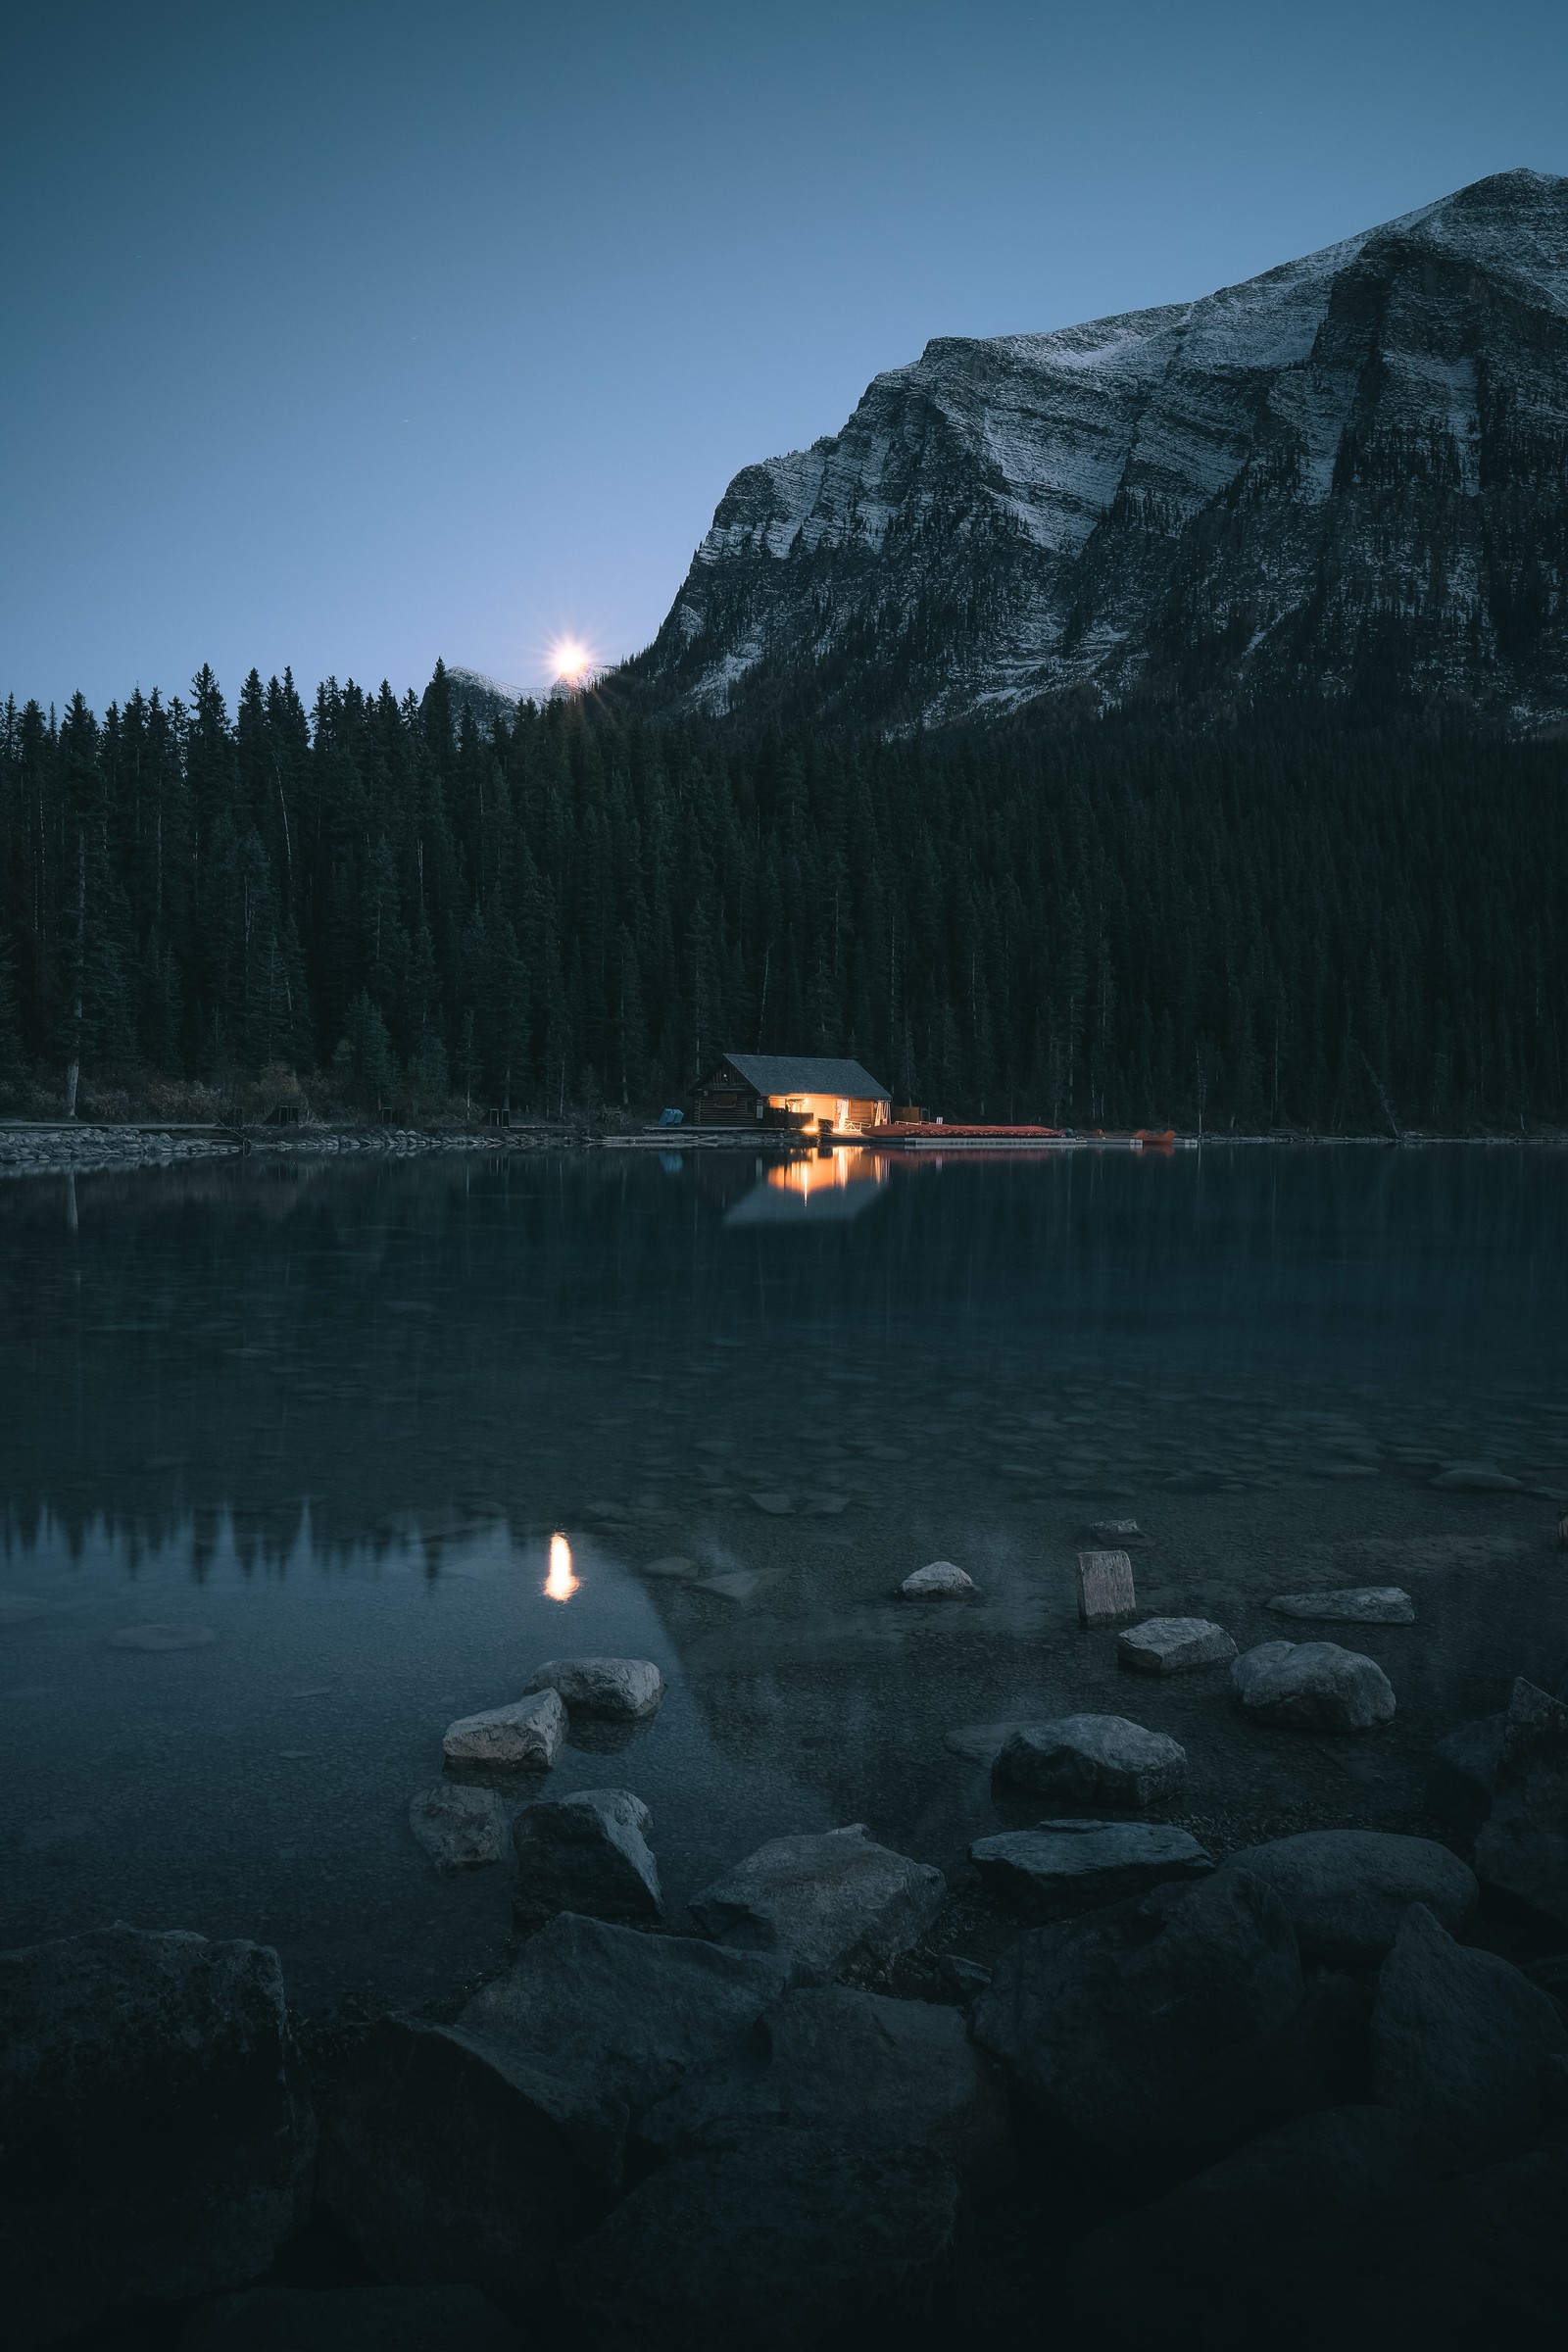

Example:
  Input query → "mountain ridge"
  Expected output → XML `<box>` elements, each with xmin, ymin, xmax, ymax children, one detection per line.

<box><xmin>628</xmin><ymin>170</ymin><xmax>1568</xmax><ymax>730</ymax></box>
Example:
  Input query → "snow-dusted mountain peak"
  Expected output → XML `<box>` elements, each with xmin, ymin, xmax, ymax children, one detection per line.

<box><xmin>633</xmin><ymin>170</ymin><xmax>1568</xmax><ymax>728</ymax></box>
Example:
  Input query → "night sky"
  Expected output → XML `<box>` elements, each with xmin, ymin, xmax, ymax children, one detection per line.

<box><xmin>6</xmin><ymin>0</ymin><xmax>1566</xmax><ymax>709</ymax></box>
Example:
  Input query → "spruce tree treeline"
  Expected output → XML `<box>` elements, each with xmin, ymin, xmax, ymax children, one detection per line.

<box><xmin>0</xmin><ymin>659</ymin><xmax>1563</xmax><ymax>1130</ymax></box>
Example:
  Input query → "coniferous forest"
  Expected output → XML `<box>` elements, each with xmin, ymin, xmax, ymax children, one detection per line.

<box><xmin>0</xmin><ymin>657</ymin><xmax>1564</xmax><ymax>1131</ymax></box>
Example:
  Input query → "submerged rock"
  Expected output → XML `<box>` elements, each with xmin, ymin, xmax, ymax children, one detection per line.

<box><xmin>108</xmin><ymin>1622</ymin><xmax>216</xmax><ymax>1650</ymax></box>
<box><xmin>512</xmin><ymin>1788</ymin><xmax>663</xmax><ymax>1925</ymax></box>
<box><xmin>898</xmin><ymin>1560</ymin><xmax>976</xmax><ymax>1596</ymax></box>
<box><xmin>1370</xmin><ymin>1902</ymin><xmax>1568</xmax><ymax>2170</ymax></box>
<box><xmin>1116</xmin><ymin>1616</ymin><xmax>1237</xmax><ymax>1674</ymax></box>
<box><xmin>408</xmin><ymin>1781</ymin><xmax>509</xmax><ymax>1874</ymax></box>
<box><xmin>1230</xmin><ymin>1640</ymin><xmax>1396</xmax><ymax>1731</ymax></box>
<box><xmin>179</xmin><ymin>2283</ymin><xmax>519</xmax><ymax>2351</ymax></box>
<box><xmin>691</xmin><ymin>1825</ymin><xmax>945</xmax><ymax>1985</ymax></box>
<box><xmin>638</xmin><ymin>1984</ymin><xmax>1011</xmax><ymax>2186</ymax></box>
<box><xmin>1432</xmin><ymin>1462</ymin><xmax>1522</xmax><ymax>1493</ymax></box>
<box><xmin>1072</xmin><ymin>2105</ymin><xmax>1436</xmax><ymax>2349</ymax></box>
<box><xmin>523</xmin><ymin>1657</ymin><xmax>663</xmax><ymax>1718</ymax></box>
<box><xmin>970</xmin><ymin>1819</ymin><xmax>1212</xmax><ymax>1918</ymax></box>
<box><xmin>994</xmin><ymin>1714</ymin><xmax>1187</xmax><ymax>1809</ymax></box>
<box><xmin>1217</xmin><ymin>1831</ymin><xmax>1478</xmax><ymax>1968</ymax></box>
<box><xmin>972</xmin><ymin>1870</ymin><xmax>1305</xmax><ymax>2161</ymax></box>
<box><xmin>1</xmin><ymin>1924</ymin><xmax>316</xmax><ymax>2352</ymax></box>
<box><xmin>1267</xmin><ymin>1586</ymin><xmax>1415</xmax><ymax>1624</ymax></box>
<box><xmin>557</xmin><ymin>2127</ymin><xmax>963</xmax><ymax>2352</ymax></box>
<box><xmin>441</xmin><ymin>1687</ymin><xmax>565</xmax><ymax>1769</ymax></box>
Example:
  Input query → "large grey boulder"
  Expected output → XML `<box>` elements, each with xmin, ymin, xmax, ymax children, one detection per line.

<box><xmin>1268</xmin><ymin>1968</ymin><xmax>1376</xmax><ymax>2117</ymax></box>
<box><xmin>321</xmin><ymin>1923</ymin><xmax>793</xmax><ymax>2303</ymax></box>
<box><xmin>1217</xmin><ymin>1831</ymin><xmax>1478</xmax><ymax>1969</ymax></box>
<box><xmin>637</xmin><ymin>1984</ymin><xmax>1011</xmax><ymax>2186</ymax></box>
<box><xmin>512</xmin><ymin>1788</ymin><xmax>662</xmax><ymax>1925</ymax></box>
<box><xmin>557</xmin><ymin>2127</ymin><xmax>963</xmax><ymax>2351</ymax></box>
<box><xmin>971</xmin><ymin>1870</ymin><xmax>1305</xmax><ymax>2161</ymax></box>
<box><xmin>994</xmin><ymin>1715</ymin><xmax>1186</xmax><ymax>1809</ymax></box>
<box><xmin>1370</xmin><ymin>1901</ymin><xmax>1568</xmax><ymax>2169</ymax></box>
<box><xmin>1426</xmin><ymin>1713</ymin><xmax>1504</xmax><ymax>1849</ymax></box>
<box><xmin>441</xmin><ymin>1686</ymin><xmax>565</xmax><ymax>1768</ymax></box>
<box><xmin>318</xmin><ymin>2017</ymin><xmax>618</xmax><ymax>2305</ymax></box>
<box><xmin>1117</xmin><ymin>1617</ymin><xmax>1237</xmax><ymax>1674</ymax></box>
<box><xmin>523</xmin><ymin>1656</ymin><xmax>663</xmax><ymax>1718</ymax></box>
<box><xmin>1267</xmin><ymin>1585</ymin><xmax>1414</xmax><ymax>1623</ymax></box>
<box><xmin>0</xmin><ymin>1925</ymin><xmax>316</xmax><ymax>2352</ymax></box>
<box><xmin>408</xmin><ymin>1781</ymin><xmax>509</xmax><ymax>1873</ymax></box>
<box><xmin>691</xmin><ymin>1825</ymin><xmax>945</xmax><ymax>1985</ymax></box>
<box><xmin>1473</xmin><ymin>1677</ymin><xmax>1568</xmax><ymax>1924</ymax></box>
<box><xmin>1230</xmin><ymin>1640</ymin><xmax>1396</xmax><ymax>1731</ymax></box>
<box><xmin>179</xmin><ymin>2283</ymin><xmax>519</xmax><ymax>2351</ymax></box>
<box><xmin>970</xmin><ymin>1819</ymin><xmax>1212</xmax><ymax>1918</ymax></box>
<box><xmin>460</xmin><ymin>1912</ymin><xmax>789</xmax><ymax>2119</ymax></box>
<box><xmin>1330</xmin><ymin>2127</ymin><xmax>1568</xmax><ymax>2348</ymax></box>
<box><xmin>1072</xmin><ymin>2105</ymin><xmax>1436</xmax><ymax>2349</ymax></box>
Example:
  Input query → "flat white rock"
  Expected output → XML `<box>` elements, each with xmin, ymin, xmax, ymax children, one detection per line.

<box><xmin>1117</xmin><ymin>1617</ymin><xmax>1236</xmax><ymax>1674</ymax></box>
<box><xmin>899</xmin><ymin>1561</ymin><xmax>976</xmax><ymax>1597</ymax></box>
<box><xmin>443</xmin><ymin>1685</ymin><xmax>566</xmax><ymax>1767</ymax></box>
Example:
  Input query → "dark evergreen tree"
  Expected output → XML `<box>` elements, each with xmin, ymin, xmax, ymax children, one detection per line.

<box><xmin>2</xmin><ymin>659</ymin><xmax>1566</xmax><ymax>1130</ymax></box>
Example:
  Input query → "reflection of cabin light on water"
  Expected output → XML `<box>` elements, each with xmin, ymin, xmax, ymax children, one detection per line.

<box><xmin>725</xmin><ymin>1147</ymin><xmax>891</xmax><ymax>1227</ymax></box>
<box><xmin>767</xmin><ymin>1148</ymin><xmax>886</xmax><ymax>1198</ymax></box>
<box><xmin>545</xmin><ymin>1532</ymin><xmax>578</xmax><ymax>1601</ymax></box>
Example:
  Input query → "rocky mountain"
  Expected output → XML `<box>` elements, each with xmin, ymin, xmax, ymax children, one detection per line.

<box><xmin>630</xmin><ymin>171</ymin><xmax>1568</xmax><ymax>730</ymax></box>
<box><xmin>444</xmin><ymin>665</ymin><xmax>524</xmax><ymax>735</ymax></box>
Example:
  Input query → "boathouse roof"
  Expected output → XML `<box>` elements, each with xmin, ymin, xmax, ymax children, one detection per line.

<box><xmin>709</xmin><ymin>1054</ymin><xmax>891</xmax><ymax>1101</ymax></box>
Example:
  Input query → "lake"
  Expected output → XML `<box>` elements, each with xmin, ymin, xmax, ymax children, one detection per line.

<box><xmin>2</xmin><ymin>1142</ymin><xmax>1565</xmax><ymax>2012</ymax></box>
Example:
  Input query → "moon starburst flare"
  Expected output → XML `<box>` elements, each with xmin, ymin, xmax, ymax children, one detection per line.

<box><xmin>549</xmin><ymin>636</ymin><xmax>593</xmax><ymax>687</ymax></box>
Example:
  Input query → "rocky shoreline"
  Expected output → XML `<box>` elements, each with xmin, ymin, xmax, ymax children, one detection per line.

<box><xmin>5</xmin><ymin>1123</ymin><xmax>1567</xmax><ymax>1181</ymax></box>
<box><xmin>5</xmin><ymin>1624</ymin><xmax>1567</xmax><ymax>2352</ymax></box>
<box><xmin>0</xmin><ymin>1125</ymin><xmax>580</xmax><ymax>1178</ymax></box>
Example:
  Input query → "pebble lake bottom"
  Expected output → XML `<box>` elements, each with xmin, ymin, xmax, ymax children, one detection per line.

<box><xmin>1</xmin><ymin>1142</ymin><xmax>1565</xmax><ymax>2014</ymax></box>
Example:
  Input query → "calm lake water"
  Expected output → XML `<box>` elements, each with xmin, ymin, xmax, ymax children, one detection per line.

<box><xmin>2</xmin><ymin>1143</ymin><xmax>1565</xmax><ymax>2008</ymax></box>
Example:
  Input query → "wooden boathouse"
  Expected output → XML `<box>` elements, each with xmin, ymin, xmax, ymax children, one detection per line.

<box><xmin>692</xmin><ymin>1054</ymin><xmax>892</xmax><ymax>1135</ymax></box>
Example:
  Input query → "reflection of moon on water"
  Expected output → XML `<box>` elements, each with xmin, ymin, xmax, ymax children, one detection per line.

<box><xmin>724</xmin><ymin>1150</ymin><xmax>891</xmax><ymax>1228</ymax></box>
<box><xmin>545</xmin><ymin>1532</ymin><xmax>578</xmax><ymax>1600</ymax></box>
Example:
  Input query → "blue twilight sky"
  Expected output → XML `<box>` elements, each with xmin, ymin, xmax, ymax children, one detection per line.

<box><xmin>4</xmin><ymin>0</ymin><xmax>1566</xmax><ymax>712</ymax></box>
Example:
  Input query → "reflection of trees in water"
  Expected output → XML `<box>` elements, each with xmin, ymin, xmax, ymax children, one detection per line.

<box><xmin>2</xmin><ymin>1150</ymin><xmax>1563</xmax><ymax>1586</ymax></box>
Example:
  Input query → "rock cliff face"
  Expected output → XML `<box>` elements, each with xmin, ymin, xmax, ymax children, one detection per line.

<box><xmin>634</xmin><ymin>171</ymin><xmax>1568</xmax><ymax>728</ymax></box>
